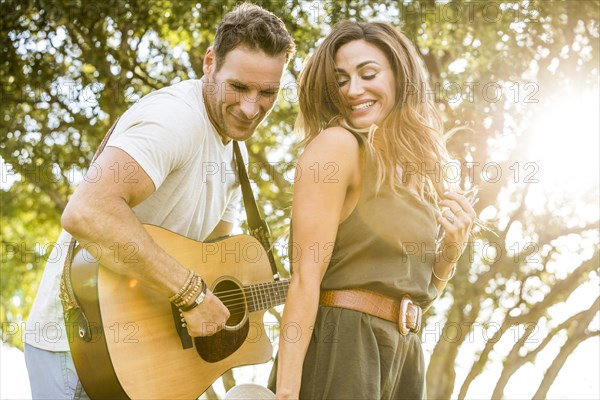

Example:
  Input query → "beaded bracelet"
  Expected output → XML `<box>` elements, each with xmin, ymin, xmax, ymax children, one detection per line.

<box><xmin>175</xmin><ymin>275</ymin><xmax>202</xmax><ymax>308</ymax></box>
<box><xmin>169</xmin><ymin>270</ymin><xmax>195</xmax><ymax>303</ymax></box>
<box><xmin>174</xmin><ymin>274</ymin><xmax>197</xmax><ymax>307</ymax></box>
<box><xmin>432</xmin><ymin>264</ymin><xmax>456</xmax><ymax>282</ymax></box>
<box><xmin>179</xmin><ymin>279</ymin><xmax>208</xmax><ymax>312</ymax></box>
<box><xmin>171</xmin><ymin>274</ymin><xmax>196</xmax><ymax>306</ymax></box>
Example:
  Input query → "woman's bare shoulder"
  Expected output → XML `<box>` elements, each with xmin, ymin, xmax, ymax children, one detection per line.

<box><xmin>302</xmin><ymin>126</ymin><xmax>361</xmax><ymax>159</ymax></box>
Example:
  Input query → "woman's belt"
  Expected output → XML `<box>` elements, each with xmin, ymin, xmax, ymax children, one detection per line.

<box><xmin>319</xmin><ymin>289</ymin><xmax>423</xmax><ymax>335</ymax></box>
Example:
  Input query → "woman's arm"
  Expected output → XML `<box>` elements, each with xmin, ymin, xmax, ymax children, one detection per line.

<box><xmin>276</xmin><ymin>128</ymin><xmax>361</xmax><ymax>399</ymax></box>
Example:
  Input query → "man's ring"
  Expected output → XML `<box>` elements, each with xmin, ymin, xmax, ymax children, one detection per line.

<box><xmin>446</xmin><ymin>213</ymin><xmax>455</xmax><ymax>223</ymax></box>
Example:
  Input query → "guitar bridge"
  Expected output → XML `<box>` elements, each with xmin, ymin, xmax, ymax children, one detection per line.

<box><xmin>170</xmin><ymin>304</ymin><xmax>193</xmax><ymax>349</ymax></box>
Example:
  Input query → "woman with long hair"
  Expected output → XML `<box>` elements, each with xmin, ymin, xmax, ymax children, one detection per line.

<box><xmin>274</xmin><ymin>21</ymin><xmax>477</xmax><ymax>399</ymax></box>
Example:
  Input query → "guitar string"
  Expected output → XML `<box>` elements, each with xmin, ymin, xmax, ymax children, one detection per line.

<box><xmin>223</xmin><ymin>304</ymin><xmax>282</xmax><ymax>317</ymax></box>
<box><xmin>174</xmin><ymin>282</ymin><xmax>291</xmax><ymax>311</ymax></box>
<box><xmin>215</xmin><ymin>286</ymin><xmax>290</xmax><ymax>301</ymax></box>
<box><xmin>183</xmin><ymin>286</ymin><xmax>288</xmax><ymax>308</ymax></box>
<box><xmin>213</xmin><ymin>294</ymin><xmax>287</xmax><ymax>308</ymax></box>
<box><xmin>219</xmin><ymin>292</ymin><xmax>287</xmax><ymax>305</ymax></box>
<box><xmin>216</xmin><ymin>303</ymin><xmax>272</xmax><ymax>317</ymax></box>
<box><xmin>192</xmin><ymin>299</ymin><xmax>279</xmax><ymax>318</ymax></box>
<box><xmin>220</xmin><ymin>299</ymin><xmax>277</xmax><ymax>309</ymax></box>
<box><xmin>209</xmin><ymin>284</ymin><xmax>291</xmax><ymax>302</ymax></box>
<box><xmin>218</xmin><ymin>290</ymin><xmax>289</xmax><ymax>310</ymax></box>
<box><xmin>208</xmin><ymin>281</ymin><xmax>290</xmax><ymax>297</ymax></box>
<box><xmin>184</xmin><ymin>298</ymin><xmax>281</xmax><ymax>314</ymax></box>
<box><xmin>217</xmin><ymin>290</ymin><xmax>289</xmax><ymax>308</ymax></box>
<box><xmin>214</xmin><ymin>285</ymin><xmax>289</xmax><ymax>299</ymax></box>
<box><xmin>220</xmin><ymin>295</ymin><xmax>286</xmax><ymax>308</ymax></box>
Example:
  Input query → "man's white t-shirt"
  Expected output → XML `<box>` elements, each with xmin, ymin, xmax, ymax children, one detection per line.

<box><xmin>25</xmin><ymin>79</ymin><xmax>246</xmax><ymax>351</ymax></box>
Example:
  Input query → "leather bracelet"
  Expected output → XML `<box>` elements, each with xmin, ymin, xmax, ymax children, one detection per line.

<box><xmin>180</xmin><ymin>278</ymin><xmax>208</xmax><ymax>312</ymax></box>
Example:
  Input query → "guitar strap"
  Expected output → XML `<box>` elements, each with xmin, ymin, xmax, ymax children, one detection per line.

<box><xmin>232</xmin><ymin>141</ymin><xmax>280</xmax><ymax>281</ymax></box>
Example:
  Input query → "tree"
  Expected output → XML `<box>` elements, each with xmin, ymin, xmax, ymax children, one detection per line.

<box><xmin>2</xmin><ymin>1</ymin><xmax>598</xmax><ymax>398</ymax></box>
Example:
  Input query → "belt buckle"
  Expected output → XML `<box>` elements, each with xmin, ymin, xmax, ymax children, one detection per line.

<box><xmin>399</xmin><ymin>295</ymin><xmax>422</xmax><ymax>335</ymax></box>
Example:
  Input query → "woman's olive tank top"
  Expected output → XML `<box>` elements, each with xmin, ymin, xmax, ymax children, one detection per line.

<box><xmin>320</xmin><ymin>148</ymin><xmax>439</xmax><ymax>308</ymax></box>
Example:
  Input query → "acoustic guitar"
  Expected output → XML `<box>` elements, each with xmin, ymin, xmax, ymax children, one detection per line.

<box><xmin>66</xmin><ymin>224</ymin><xmax>289</xmax><ymax>399</ymax></box>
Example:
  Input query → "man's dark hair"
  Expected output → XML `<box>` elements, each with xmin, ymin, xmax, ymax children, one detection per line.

<box><xmin>213</xmin><ymin>3</ymin><xmax>296</xmax><ymax>70</ymax></box>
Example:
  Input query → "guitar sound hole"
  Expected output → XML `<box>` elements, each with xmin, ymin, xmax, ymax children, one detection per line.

<box><xmin>212</xmin><ymin>278</ymin><xmax>248</xmax><ymax>329</ymax></box>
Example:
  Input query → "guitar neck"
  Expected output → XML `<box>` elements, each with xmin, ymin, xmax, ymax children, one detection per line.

<box><xmin>244</xmin><ymin>280</ymin><xmax>290</xmax><ymax>312</ymax></box>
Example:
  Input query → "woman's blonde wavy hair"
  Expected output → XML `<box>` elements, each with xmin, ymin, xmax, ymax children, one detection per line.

<box><xmin>296</xmin><ymin>21</ymin><xmax>459</xmax><ymax>211</ymax></box>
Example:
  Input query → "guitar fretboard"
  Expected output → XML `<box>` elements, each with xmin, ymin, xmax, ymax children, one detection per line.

<box><xmin>245</xmin><ymin>280</ymin><xmax>290</xmax><ymax>312</ymax></box>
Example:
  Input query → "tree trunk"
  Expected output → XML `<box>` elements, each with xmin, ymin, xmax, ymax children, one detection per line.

<box><xmin>426</xmin><ymin>305</ymin><xmax>463</xmax><ymax>399</ymax></box>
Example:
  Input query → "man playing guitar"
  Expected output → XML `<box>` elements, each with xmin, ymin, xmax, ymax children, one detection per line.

<box><xmin>24</xmin><ymin>4</ymin><xmax>295</xmax><ymax>399</ymax></box>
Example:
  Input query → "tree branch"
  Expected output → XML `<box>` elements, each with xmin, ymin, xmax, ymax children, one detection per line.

<box><xmin>533</xmin><ymin>297</ymin><xmax>600</xmax><ymax>399</ymax></box>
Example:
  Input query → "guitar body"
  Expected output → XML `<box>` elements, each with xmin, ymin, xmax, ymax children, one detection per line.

<box><xmin>67</xmin><ymin>225</ymin><xmax>275</xmax><ymax>399</ymax></box>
